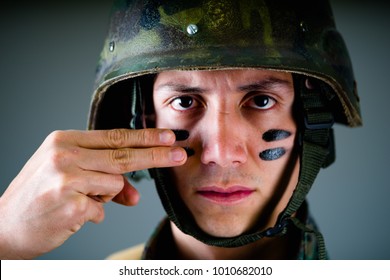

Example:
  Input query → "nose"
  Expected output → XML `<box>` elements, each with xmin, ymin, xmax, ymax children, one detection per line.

<box><xmin>200</xmin><ymin>110</ymin><xmax>248</xmax><ymax>167</ymax></box>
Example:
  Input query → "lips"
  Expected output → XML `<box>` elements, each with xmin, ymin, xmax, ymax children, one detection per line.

<box><xmin>196</xmin><ymin>186</ymin><xmax>254</xmax><ymax>204</ymax></box>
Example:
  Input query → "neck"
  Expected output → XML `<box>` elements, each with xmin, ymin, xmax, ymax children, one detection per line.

<box><xmin>171</xmin><ymin>221</ymin><xmax>300</xmax><ymax>260</ymax></box>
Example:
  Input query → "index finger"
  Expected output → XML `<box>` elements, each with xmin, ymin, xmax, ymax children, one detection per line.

<box><xmin>71</xmin><ymin>129</ymin><xmax>176</xmax><ymax>149</ymax></box>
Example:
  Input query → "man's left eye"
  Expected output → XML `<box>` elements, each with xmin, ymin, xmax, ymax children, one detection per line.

<box><xmin>247</xmin><ymin>95</ymin><xmax>276</xmax><ymax>110</ymax></box>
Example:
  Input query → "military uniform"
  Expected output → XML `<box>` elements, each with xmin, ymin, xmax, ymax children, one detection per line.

<box><xmin>107</xmin><ymin>202</ymin><xmax>326</xmax><ymax>260</ymax></box>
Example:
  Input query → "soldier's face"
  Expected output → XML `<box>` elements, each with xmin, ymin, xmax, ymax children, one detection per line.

<box><xmin>153</xmin><ymin>69</ymin><xmax>299</xmax><ymax>237</ymax></box>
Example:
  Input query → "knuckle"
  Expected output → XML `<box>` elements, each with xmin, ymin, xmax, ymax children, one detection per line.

<box><xmin>149</xmin><ymin>148</ymin><xmax>158</xmax><ymax>163</ymax></box>
<box><xmin>58</xmin><ymin>174</ymin><xmax>79</xmax><ymax>193</ymax></box>
<box><xmin>46</xmin><ymin>131</ymin><xmax>80</xmax><ymax>171</ymax></box>
<box><xmin>91</xmin><ymin>204</ymin><xmax>105</xmax><ymax>224</ymax></box>
<box><xmin>137</xmin><ymin>129</ymin><xmax>160</xmax><ymax>146</ymax></box>
<box><xmin>46</xmin><ymin>130</ymin><xmax>66</xmax><ymax>146</ymax></box>
<box><xmin>110</xmin><ymin>149</ymin><xmax>133</xmax><ymax>173</ymax></box>
<box><xmin>65</xmin><ymin>196</ymin><xmax>89</xmax><ymax>221</ymax></box>
<box><xmin>35</xmin><ymin>173</ymin><xmax>75</xmax><ymax>205</ymax></box>
<box><xmin>135</xmin><ymin>129</ymin><xmax>149</xmax><ymax>146</ymax></box>
<box><xmin>95</xmin><ymin>205</ymin><xmax>105</xmax><ymax>223</ymax></box>
<box><xmin>47</xmin><ymin>174</ymin><xmax>77</xmax><ymax>202</ymax></box>
<box><xmin>48</xmin><ymin>146</ymin><xmax>79</xmax><ymax>172</ymax></box>
<box><xmin>58</xmin><ymin>191</ymin><xmax>106</xmax><ymax>226</ymax></box>
<box><xmin>106</xmin><ymin>129</ymin><xmax>128</xmax><ymax>148</ymax></box>
<box><xmin>49</xmin><ymin>148</ymin><xmax>68</xmax><ymax>171</ymax></box>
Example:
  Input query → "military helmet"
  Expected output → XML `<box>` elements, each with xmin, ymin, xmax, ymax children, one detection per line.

<box><xmin>88</xmin><ymin>0</ymin><xmax>362</xmax><ymax>258</ymax></box>
<box><xmin>89</xmin><ymin>0</ymin><xmax>361</xmax><ymax>129</ymax></box>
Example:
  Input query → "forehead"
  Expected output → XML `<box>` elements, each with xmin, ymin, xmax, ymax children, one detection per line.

<box><xmin>153</xmin><ymin>69</ymin><xmax>292</xmax><ymax>90</ymax></box>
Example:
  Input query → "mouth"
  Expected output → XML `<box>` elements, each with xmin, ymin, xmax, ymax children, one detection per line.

<box><xmin>196</xmin><ymin>186</ymin><xmax>255</xmax><ymax>205</ymax></box>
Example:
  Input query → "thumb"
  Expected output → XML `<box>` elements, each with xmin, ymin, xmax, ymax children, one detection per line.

<box><xmin>112</xmin><ymin>175</ymin><xmax>140</xmax><ymax>206</ymax></box>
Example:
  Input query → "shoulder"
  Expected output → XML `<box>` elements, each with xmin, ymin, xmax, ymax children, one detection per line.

<box><xmin>106</xmin><ymin>243</ymin><xmax>145</xmax><ymax>260</ymax></box>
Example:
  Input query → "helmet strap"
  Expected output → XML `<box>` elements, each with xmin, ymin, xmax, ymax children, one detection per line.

<box><xmin>130</xmin><ymin>78</ymin><xmax>144</xmax><ymax>129</ymax></box>
<box><xmin>266</xmin><ymin>74</ymin><xmax>335</xmax><ymax>259</ymax></box>
<box><xmin>279</xmin><ymin>74</ymin><xmax>335</xmax><ymax>220</ymax></box>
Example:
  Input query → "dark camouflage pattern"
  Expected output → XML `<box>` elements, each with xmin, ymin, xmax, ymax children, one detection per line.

<box><xmin>89</xmin><ymin>0</ymin><xmax>362</xmax><ymax>130</ymax></box>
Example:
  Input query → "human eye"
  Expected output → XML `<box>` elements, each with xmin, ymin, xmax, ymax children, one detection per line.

<box><xmin>170</xmin><ymin>95</ymin><xmax>200</xmax><ymax>111</ymax></box>
<box><xmin>245</xmin><ymin>94</ymin><xmax>276</xmax><ymax>110</ymax></box>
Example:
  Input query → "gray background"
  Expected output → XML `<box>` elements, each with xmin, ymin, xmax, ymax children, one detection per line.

<box><xmin>0</xmin><ymin>0</ymin><xmax>389</xmax><ymax>259</ymax></box>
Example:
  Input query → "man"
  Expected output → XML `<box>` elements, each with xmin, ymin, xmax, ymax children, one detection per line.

<box><xmin>0</xmin><ymin>0</ymin><xmax>361</xmax><ymax>259</ymax></box>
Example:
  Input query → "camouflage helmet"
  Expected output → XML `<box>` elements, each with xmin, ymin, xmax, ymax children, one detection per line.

<box><xmin>89</xmin><ymin>0</ymin><xmax>361</xmax><ymax>129</ymax></box>
<box><xmin>88</xmin><ymin>0</ymin><xmax>361</xmax><ymax>257</ymax></box>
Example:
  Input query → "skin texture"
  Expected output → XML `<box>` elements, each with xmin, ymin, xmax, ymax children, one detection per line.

<box><xmin>0</xmin><ymin>129</ymin><xmax>187</xmax><ymax>259</ymax></box>
<box><xmin>153</xmin><ymin>69</ymin><xmax>300</xmax><ymax>259</ymax></box>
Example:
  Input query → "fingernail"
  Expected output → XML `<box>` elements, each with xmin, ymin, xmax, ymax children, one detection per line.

<box><xmin>170</xmin><ymin>148</ymin><xmax>185</xmax><ymax>162</ymax></box>
<box><xmin>172</xmin><ymin>129</ymin><xmax>190</xmax><ymax>141</ymax></box>
<box><xmin>159</xmin><ymin>130</ymin><xmax>174</xmax><ymax>144</ymax></box>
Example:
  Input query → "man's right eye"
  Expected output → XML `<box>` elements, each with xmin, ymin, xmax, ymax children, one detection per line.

<box><xmin>170</xmin><ymin>96</ymin><xmax>196</xmax><ymax>111</ymax></box>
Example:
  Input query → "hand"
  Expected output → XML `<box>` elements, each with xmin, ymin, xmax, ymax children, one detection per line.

<box><xmin>0</xmin><ymin>129</ymin><xmax>186</xmax><ymax>259</ymax></box>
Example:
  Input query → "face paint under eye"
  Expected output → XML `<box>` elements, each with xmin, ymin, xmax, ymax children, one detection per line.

<box><xmin>262</xmin><ymin>129</ymin><xmax>291</xmax><ymax>142</ymax></box>
<box><xmin>184</xmin><ymin>147</ymin><xmax>195</xmax><ymax>157</ymax></box>
<box><xmin>259</xmin><ymin>148</ymin><xmax>286</xmax><ymax>161</ymax></box>
<box><xmin>172</xmin><ymin>129</ymin><xmax>190</xmax><ymax>141</ymax></box>
<box><xmin>171</xmin><ymin>129</ymin><xmax>194</xmax><ymax>157</ymax></box>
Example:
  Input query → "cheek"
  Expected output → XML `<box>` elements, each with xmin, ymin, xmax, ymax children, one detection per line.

<box><xmin>154</xmin><ymin>101</ymin><xmax>174</xmax><ymax>128</ymax></box>
<box><xmin>154</xmin><ymin>110</ymin><xmax>169</xmax><ymax>128</ymax></box>
<box><xmin>155</xmin><ymin>110</ymin><xmax>197</xmax><ymax>133</ymax></box>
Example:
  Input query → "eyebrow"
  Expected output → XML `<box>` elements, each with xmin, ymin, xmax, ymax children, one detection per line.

<box><xmin>237</xmin><ymin>77</ymin><xmax>292</xmax><ymax>92</ymax></box>
<box><xmin>155</xmin><ymin>77</ymin><xmax>291</xmax><ymax>94</ymax></box>
<box><xmin>155</xmin><ymin>83</ymin><xmax>205</xmax><ymax>94</ymax></box>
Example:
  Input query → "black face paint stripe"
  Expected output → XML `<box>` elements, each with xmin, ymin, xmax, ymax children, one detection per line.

<box><xmin>184</xmin><ymin>147</ymin><xmax>195</xmax><ymax>157</ymax></box>
<box><xmin>259</xmin><ymin>148</ymin><xmax>286</xmax><ymax>161</ymax></box>
<box><xmin>171</xmin><ymin>129</ymin><xmax>193</xmax><ymax>157</ymax></box>
<box><xmin>262</xmin><ymin>129</ymin><xmax>291</xmax><ymax>142</ymax></box>
<box><xmin>172</xmin><ymin>129</ymin><xmax>190</xmax><ymax>141</ymax></box>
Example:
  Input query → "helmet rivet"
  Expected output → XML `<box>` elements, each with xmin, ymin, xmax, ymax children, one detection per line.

<box><xmin>186</xmin><ymin>24</ymin><xmax>199</xmax><ymax>35</ymax></box>
<box><xmin>109</xmin><ymin>41</ymin><xmax>115</xmax><ymax>52</ymax></box>
<box><xmin>300</xmin><ymin>21</ymin><xmax>308</xmax><ymax>33</ymax></box>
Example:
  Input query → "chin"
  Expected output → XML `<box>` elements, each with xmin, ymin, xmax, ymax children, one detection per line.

<box><xmin>196</xmin><ymin>216</ymin><xmax>251</xmax><ymax>238</ymax></box>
